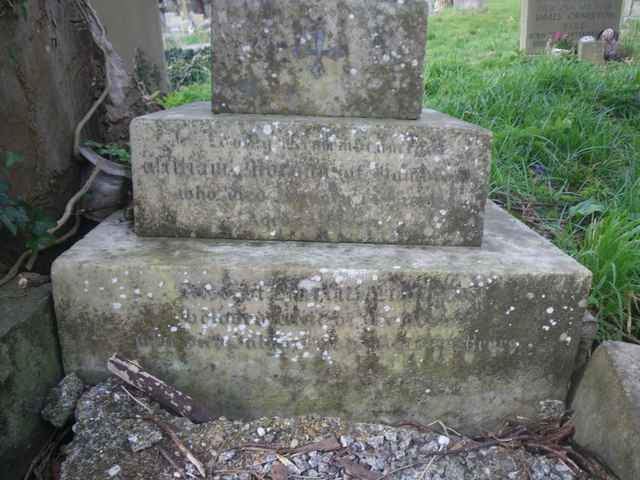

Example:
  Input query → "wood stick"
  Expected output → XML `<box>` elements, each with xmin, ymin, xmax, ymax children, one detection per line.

<box><xmin>147</xmin><ymin>417</ymin><xmax>206</xmax><ymax>478</ymax></box>
<box><xmin>108</xmin><ymin>353</ymin><xmax>213</xmax><ymax>423</ymax></box>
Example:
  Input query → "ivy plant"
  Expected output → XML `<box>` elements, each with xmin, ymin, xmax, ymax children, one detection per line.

<box><xmin>0</xmin><ymin>151</ymin><xmax>56</xmax><ymax>251</ymax></box>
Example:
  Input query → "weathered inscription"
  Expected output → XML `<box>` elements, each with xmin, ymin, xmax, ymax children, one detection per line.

<box><xmin>521</xmin><ymin>0</ymin><xmax>623</xmax><ymax>52</ymax></box>
<box><xmin>132</xmin><ymin>105</ymin><xmax>492</xmax><ymax>245</ymax></box>
<box><xmin>54</xmin><ymin>203</ymin><xmax>592</xmax><ymax>427</ymax></box>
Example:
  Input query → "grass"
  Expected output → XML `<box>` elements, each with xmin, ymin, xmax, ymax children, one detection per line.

<box><xmin>163</xmin><ymin>0</ymin><xmax>640</xmax><ymax>342</ymax></box>
<box><xmin>160</xmin><ymin>82</ymin><xmax>211</xmax><ymax>109</ymax></box>
<box><xmin>425</xmin><ymin>0</ymin><xmax>640</xmax><ymax>341</ymax></box>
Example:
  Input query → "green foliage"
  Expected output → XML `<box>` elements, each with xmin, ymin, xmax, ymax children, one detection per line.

<box><xmin>0</xmin><ymin>151</ymin><xmax>56</xmax><ymax>251</ymax></box>
<box><xmin>1</xmin><ymin>0</ymin><xmax>28</xmax><ymax>18</ymax></box>
<box><xmin>165</xmin><ymin>47</ymin><xmax>211</xmax><ymax>90</ymax></box>
<box><xmin>427</xmin><ymin>0</ymin><xmax>640</xmax><ymax>339</ymax></box>
<box><xmin>575</xmin><ymin>213</ymin><xmax>640</xmax><ymax>340</ymax></box>
<box><xmin>620</xmin><ymin>19</ymin><xmax>640</xmax><ymax>58</ymax></box>
<box><xmin>181</xmin><ymin>30</ymin><xmax>210</xmax><ymax>46</ymax></box>
<box><xmin>160</xmin><ymin>82</ymin><xmax>212</xmax><ymax>109</ymax></box>
<box><xmin>83</xmin><ymin>141</ymin><xmax>131</xmax><ymax>165</ymax></box>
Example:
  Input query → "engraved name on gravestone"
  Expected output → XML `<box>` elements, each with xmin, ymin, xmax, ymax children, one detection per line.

<box><xmin>211</xmin><ymin>0</ymin><xmax>429</xmax><ymax>119</ymax></box>
<box><xmin>132</xmin><ymin>103</ymin><xmax>492</xmax><ymax>246</ymax></box>
<box><xmin>521</xmin><ymin>0</ymin><xmax>623</xmax><ymax>53</ymax></box>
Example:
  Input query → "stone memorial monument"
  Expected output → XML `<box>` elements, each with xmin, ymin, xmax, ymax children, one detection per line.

<box><xmin>52</xmin><ymin>0</ymin><xmax>591</xmax><ymax>432</ymax></box>
<box><xmin>521</xmin><ymin>0</ymin><xmax>624</xmax><ymax>53</ymax></box>
<box><xmin>622</xmin><ymin>0</ymin><xmax>640</xmax><ymax>24</ymax></box>
<box><xmin>453</xmin><ymin>0</ymin><xmax>486</xmax><ymax>10</ymax></box>
<box><xmin>90</xmin><ymin>0</ymin><xmax>168</xmax><ymax>92</ymax></box>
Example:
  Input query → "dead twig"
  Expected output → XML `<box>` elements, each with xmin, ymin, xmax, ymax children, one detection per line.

<box><xmin>336</xmin><ymin>457</ymin><xmax>381</xmax><ymax>480</ymax></box>
<box><xmin>121</xmin><ymin>385</ymin><xmax>153</xmax><ymax>413</ymax></box>
<box><xmin>48</xmin><ymin>167</ymin><xmax>100</xmax><ymax>235</ymax></box>
<box><xmin>288</xmin><ymin>437</ymin><xmax>342</xmax><ymax>456</ymax></box>
<box><xmin>146</xmin><ymin>416</ymin><xmax>207</xmax><ymax>478</ymax></box>
<box><xmin>0</xmin><ymin>210</ymin><xmax>81</xmax><ymax>287</ymax></box>
<box><xmin>158</xmin><ymin>446</ymin><xmax>183</xmax><ymax>473</ymax></box>
<box><xmin>0</xmin><ymin>251</ymin><xmax>32</xmax><ymax>288</ymax></box>
<box><xmin>23</xmin><ymin>426</ymin><xmax>71</xmax><ymax>480</ymax></box>
<box><xmin>120</xmin><ymin>385</ymin><xmax>206</xmax><ymax>478</ymax></box>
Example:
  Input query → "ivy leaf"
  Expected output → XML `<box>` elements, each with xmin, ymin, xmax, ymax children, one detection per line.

<box><xmin>0</xmin><ymin>212</ymin><xmax>18</xmax><ymax>236</ymax></box>
<box><xmin>31</xmin><ymin>214</ymin><xmax>56</xmax><ymax>238</ymax></box>
<box><xmin>5</xmin><ymin>151</ymin><xmax>24</xmax><ymax>169</ymax></box>
<box><xmin>0</xmin><ymin>205</ymin><xmax>28</xmax><ymax>235</ymax></box>
<box><xmin>26</xmin><ymin>234</ymin><xmax>55</xmax><ymax>251</ymax></box>
<box><xmin>569</xmin><ymin>199</ymin><xmax>606</xmax><ymax>218</ymax></box>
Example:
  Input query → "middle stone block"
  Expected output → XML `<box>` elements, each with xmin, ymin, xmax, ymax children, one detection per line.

<box><xmin>132</xmin><ymin>103</ymin><xmax>492</xmax><ymax>246</ymax></box>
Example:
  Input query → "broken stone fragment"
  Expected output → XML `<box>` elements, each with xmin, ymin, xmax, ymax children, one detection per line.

<box><xmin>41</xmin><ymin>373</ymin><xmax>85</xmax><ymax>428</ymax></box>
<box><xmin>537</xmin><ymin>399</ymin><xmax>565</xmax><ymax>420</ymax></box>
<box><xmin>126</xmin><ymin>421</ymin><xmax>163</xmax><ymax>453</ymax></box>
<box><xmin>572</xmin><ymin>341</ymin><xmax>640</xmax><ymax>480</ymax></box>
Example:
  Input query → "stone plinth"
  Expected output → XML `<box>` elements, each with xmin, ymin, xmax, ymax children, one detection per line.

<box><xmin>52</xmin><ymin>203</ymin><xmax>591</xmax><ymax>433</ymax></box>
<box><xmin>572</xmin><ymin>342</ymin><xmax>640</xmax><ymax>480</ymax></box>
<box><xmin>211</xmin><ymin>0</ymin><xmax>429</xmax><ymax>119</ymax></box>
<box><xmin>520</xmin><ymin>0</ymin><xmax>623</xmax><ymax>53</ymax></box>
<box><xmin>132</xmin><ymin>103</ymin><xmax>492</xmax><ymax>246</ymax></box>
<box><xmin>1</xmin><ymin>283</ymin><xmax>63</xmax><ymax>480</ymax></box>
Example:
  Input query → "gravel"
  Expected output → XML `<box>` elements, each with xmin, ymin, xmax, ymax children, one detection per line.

<box><xmin>61</xmin><ymin>378</ymin><xmax>581</xmax><ymax>480</ymax></box>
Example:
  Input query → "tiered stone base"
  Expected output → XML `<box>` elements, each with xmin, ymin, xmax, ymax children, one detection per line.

<box><xmin>52</xmin><ymin>203</ymin><xmax>590</xmax><ymax>432</ymax></box>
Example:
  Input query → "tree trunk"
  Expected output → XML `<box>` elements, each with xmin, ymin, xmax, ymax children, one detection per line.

<box><xmin>0</xmin><ymin>0</ymin><xmax>144</xmax><ymax>266</ymax></box>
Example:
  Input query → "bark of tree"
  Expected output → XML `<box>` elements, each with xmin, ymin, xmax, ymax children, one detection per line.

<box><xmin>0</xmin><ymin>0</ymin><xmax>144</xmax><ymax>265</ymax></box>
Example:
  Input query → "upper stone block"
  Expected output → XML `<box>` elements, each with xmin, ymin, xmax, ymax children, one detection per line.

<box><xmin>211</xmin><ymin>0</ymin><xmax>429</xmax><ymax>119</ymax></box>
<box><xmin>132</xmin><ymin>103</ymin><xmax>492</xmax><ymax>246</ymax></box>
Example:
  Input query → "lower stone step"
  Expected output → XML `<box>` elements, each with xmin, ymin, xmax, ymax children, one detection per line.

<box><xmin>52</xmin><ymin>203</ymin><xmax>591</xmax><ymax>432</ymax></box>
<box><xmin>1</xmin><ymin>283</ymin><xmax>63</xmax><ymax>479</ymax></box>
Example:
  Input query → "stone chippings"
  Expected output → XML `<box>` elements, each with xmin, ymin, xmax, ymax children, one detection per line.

<box><xmin>61</xmin><ymin>378</ymin><xmax>577</xmax><ymax>480</ymax></box>
<box><xmin>132</xmin><ymin>103</ymin><xmax>492</xmax><ymax>246</ymax></box>
<box><xmin>211</xmin><ymin>0</ymin><xmax>429</xmax><ymax>119</ymax></box>
<box><xmin>41</xmin><ymin>372</ymin><xmax>85</xmax><ymax>428</ymax></box>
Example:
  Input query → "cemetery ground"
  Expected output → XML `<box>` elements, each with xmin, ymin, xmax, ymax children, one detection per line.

<box><xmin>163</xmin><ymin>0</ymin><xmax>640</xmax><ymax>344</ymax></box>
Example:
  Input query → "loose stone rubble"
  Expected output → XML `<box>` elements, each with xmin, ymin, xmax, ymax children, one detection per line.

<box><xmin>41</xmin><ymin>372</ymin><xmax>85</xmax><ymax>428</ymax></box>
<box><xmin>61</xmin><ymin>378</ymin><xmax>579</xmax><ymax>480</ymax></box>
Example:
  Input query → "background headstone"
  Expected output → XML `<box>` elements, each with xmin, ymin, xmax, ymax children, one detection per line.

<box><xmin>621</xmin><ymin>0</ymin><xmax>640</xmax><ymax>23</ymax></box>
<box><xmin>90</xmin><ymin>0</ymin><xmax>168</xmax><ymax>92</ymax></box>
<box><xmin>454</xmin><ymin>0</ymin><xmax>486</xmax><ymax>9</ymax></box>
<box><xmin>520</xmin><ymin>0</ymin><xmax>624</xmax><ymax>53</ymax></box>
<box><xmin>577</xmin><ymin>38</ymin><xmax>606</xmax><ymax>64</ymax></box>
<box><xmin>211</xmin><ymin>0</ymin><xmax>429</xmax><ymax>119</ymax></box>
